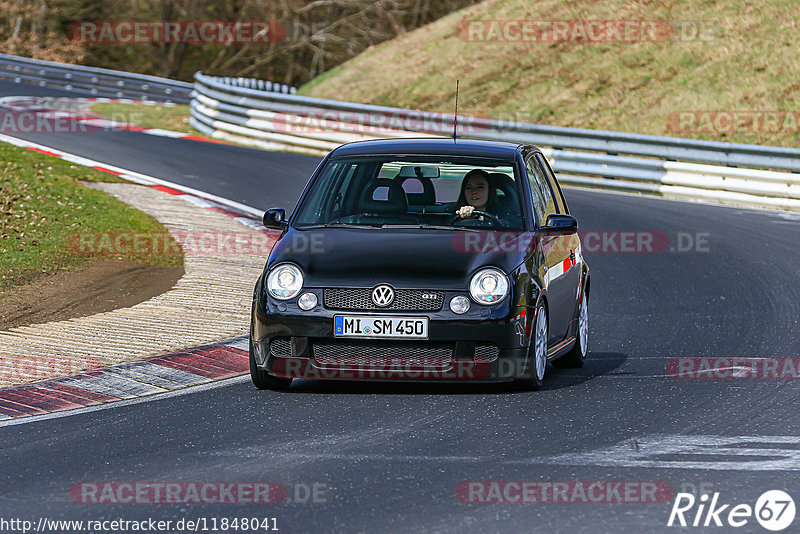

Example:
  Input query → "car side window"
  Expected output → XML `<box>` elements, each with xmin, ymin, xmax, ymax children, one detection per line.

<box><xmin>525</xmin><ymin>156</ymin><xmax>556</xmax><ymax>226</ymax></box>
<box><xmin>535</xmin><ymin>154</ymin><xmax>568</xmax><ymax>214</ymax></box>
<box><xmin>330</xmin><ymin>164</ymin><xmax>358</xmax><ymax>218</ymax></box>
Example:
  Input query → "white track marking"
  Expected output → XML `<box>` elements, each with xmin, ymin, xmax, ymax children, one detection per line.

<box><xmin>513</xmin><ymin>435</ymin><xmax>800</xmax><ymax>471</ymax></box>
<box><xmin>0</xmin><ymin>132</ymin><xmax>262</xmax><ymax>217</ymax></box>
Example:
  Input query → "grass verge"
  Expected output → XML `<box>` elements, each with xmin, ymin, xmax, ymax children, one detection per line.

<box><xmin>90</xmin><ymin>102</ymin><xmax>323</xmax><ymax>154</ymax></box>
<box><xmin>89</xmin><ymin>103</ymin><xmax>198</xmax><ymax>135</ymax></box>
<box><xmin>0</xmin><ymin>142</ymin><xmax>183</xmax><ymax>292</ymax></box>
<box><xmin>89</xmin><ymin>103</ymin><xmax>263</xmax><ymax>149</ymax></box>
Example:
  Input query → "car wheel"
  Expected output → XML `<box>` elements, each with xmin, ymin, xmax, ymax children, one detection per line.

<box><xmin>553</xmin><ymin>292</ymin><xmax>588</xmax><ymax>369</ymax></box>
<box><xmin>517</xmin><ymin>303</ymin><xmax>548</xmax><ymax>391</ymax></box>
<box><xmin>249</xmin><ymin>328</ymin><xmax>292</xmax><ymax>391</ymax></box>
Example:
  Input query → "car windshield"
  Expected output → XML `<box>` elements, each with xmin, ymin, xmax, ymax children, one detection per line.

<box><xmin>292</xmin><ymin>155</ymin><xmax>525</xmax><ymax>230</ymax></box>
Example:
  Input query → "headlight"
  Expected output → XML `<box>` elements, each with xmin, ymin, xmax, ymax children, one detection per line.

<box><xmin>449</xmin><ymin>296</ymin><xmax>470</xmax><ymax>314</ymax></box>
<box><xmin>469</xmin><ymin>268</ymin><xmax>508</xmax><ymax>304</ymax></box>
<box><xmin>267</xmin><ymin>263</ymin><xmax>304</xmax><ymax>300</ymax></box>
<box><xmin>297</xmin><ymin>292</ymin><xmax>318</xmax><ymax>310</ymax></box>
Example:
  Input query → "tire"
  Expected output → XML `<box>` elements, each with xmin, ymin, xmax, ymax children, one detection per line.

<box><xmin>249</xmin><ymin>328</ymin><xmax>292</xmax><ymax>391</ymax></box>
<box><xmin>553</xmin><ymin>292</ymin><xmax>588</xmax><ymax>369</ymax></box>
<box><xmin>516</xmin><ymin>302</ymin><xmax>548</xmax><ymax>391</ymax></box>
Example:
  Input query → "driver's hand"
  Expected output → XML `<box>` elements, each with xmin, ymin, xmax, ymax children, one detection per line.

<box><xmin>457</xmin><ymin>205</ymin><xmax>474</xmax><ymax>218</ymax></box>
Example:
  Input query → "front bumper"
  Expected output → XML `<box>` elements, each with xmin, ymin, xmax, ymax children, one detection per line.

<box><xmin>252</xmin><ymin>289</ymin><xmax>534</xmax><ymax>382</ymax></box>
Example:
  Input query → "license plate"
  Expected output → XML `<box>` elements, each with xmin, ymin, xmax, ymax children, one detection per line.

<box><xmin>334</xmin><ymin>315</ymin><xmax>428</xmax><ymax>339</ymax></box>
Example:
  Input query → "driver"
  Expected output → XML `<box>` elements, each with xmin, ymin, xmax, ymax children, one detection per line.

<box><xmin>454</xmin><ymin>169</ymin><xmax>500</xmax><ymax>221</ymax></box>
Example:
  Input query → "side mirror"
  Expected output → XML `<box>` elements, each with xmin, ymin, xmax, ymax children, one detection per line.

<box><xmin>263</xmin><ymin>208</ymin><xmax>287</xmax><ymax>230</ymax></box>
<box><xmin>540</xmin><ymin>214</ymin><xmax>578</xmax><ymax>235</ymax></box>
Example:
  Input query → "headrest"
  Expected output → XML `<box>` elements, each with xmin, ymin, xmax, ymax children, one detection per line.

<box><xmin>394</xmin><ymin>175</ymin><xmax>436</xmax><ymax>205</ymax></box>
<box><xmin>489</xmin><ymin>172</ymin><xmax>519</xmax><ymax>207</ymax></box>
<box><xmin>358</xmin><ymin>178</ymin><xmax>409</xmax><ymax>214</ymax></box>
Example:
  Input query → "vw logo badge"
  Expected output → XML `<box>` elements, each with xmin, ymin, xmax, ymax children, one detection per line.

<box><xmin>371</xmin><ymin>285</ymin><xmax>395</xmax><ymax>307</ymax></box>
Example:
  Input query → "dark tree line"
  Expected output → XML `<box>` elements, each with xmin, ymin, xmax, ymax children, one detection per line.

<box><xmin>1</xmin><ymin>0</ymin><xmax>480</xmax><ymax>85</ymax></box>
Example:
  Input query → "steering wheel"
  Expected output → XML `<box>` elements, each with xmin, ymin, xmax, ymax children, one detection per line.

<box><xmin>447</xmin><ymin>209</ymin><xmax>503</xmax><ymax>227</ymax></box>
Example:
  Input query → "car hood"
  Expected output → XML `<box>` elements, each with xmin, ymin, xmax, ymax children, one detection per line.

<box><xmin>267</xmin><ymin>227</ymin><xmax>535</xmax><ymax>289</ymax></box>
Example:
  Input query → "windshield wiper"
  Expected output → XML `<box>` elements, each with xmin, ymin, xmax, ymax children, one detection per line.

<box><xmin>295</xmin><ymin>222</ymin><xmax>382</xmax><ymax>229</ymax></box>
<box><xmin>381</xmin><ymin>224</ymin><xmax>479</xmax><ymax>232</ymax></box>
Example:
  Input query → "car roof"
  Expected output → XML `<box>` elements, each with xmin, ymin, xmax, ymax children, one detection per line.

<box><xmin>328</xmin><ymin>138</ymin><xmax>528</xmax><ymax>159</ymax></box>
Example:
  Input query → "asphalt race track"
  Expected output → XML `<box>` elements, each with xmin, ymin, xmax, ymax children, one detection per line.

<box><xmin>0</xmin><ymin>81</ymin><xmax>321</xmax><ymax>212</ymax></box>
<box><xmin>1</xmin><ymin>81</ymin><xmax>800</xmax><ymax>532</ymax></box>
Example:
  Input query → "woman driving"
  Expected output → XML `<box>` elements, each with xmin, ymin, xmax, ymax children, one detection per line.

<box><xmin>454</xmin><ymin>169</ymin><xmax>500</xmax><ymax>220</ymax></box>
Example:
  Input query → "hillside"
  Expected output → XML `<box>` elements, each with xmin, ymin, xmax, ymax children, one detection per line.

<box><xmin>300</xmin><ymin>0</ymin><xmax>800</xmax><ymax>147</ymax></box>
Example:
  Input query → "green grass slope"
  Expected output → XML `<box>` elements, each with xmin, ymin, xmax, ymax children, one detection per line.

<box><xmin>0</xmin><ymin>144</ymin><xmax>182</xmax><ymax>291</ymax></box>
<box><xmin>300</xmin><ymin>0</ymin><xmax>800</xmax><ymax>147</ymax></box>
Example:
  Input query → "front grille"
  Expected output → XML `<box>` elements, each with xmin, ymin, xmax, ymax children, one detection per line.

<box><xmin>323</xmin><ymin>288</ymin><xmax>444</xmax><ymax>311</ymax></box>
<box><xmin>474</xmin><ymin>343</ymin><xmax>500</xmax><ymax>362</ymax></box>
<box><xmin>312</xmin><ymin>340</ymin><xmax>453</xmax><ymax>369</ymax></box>
<box><xmin>270</xmin><ymin>337</ymin><xmax>291</xmax><ymax>358</ymax></box>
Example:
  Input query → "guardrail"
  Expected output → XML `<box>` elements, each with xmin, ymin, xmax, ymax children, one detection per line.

<box><xmin>0</xmin><ymin>53</ymin><xmax>193</xmax><ymax>103</ymax></box>
<box><xmin>191</xmin><ymin>72</ymin><xmax>800</xmax><ymax>211</ymax></box>
<box><xmin>1</xmin><ymin>55</ymin><xmax>797</xmax><ymax>212</ymax></box>
<box><xmin>0</xmin><ymin>54</ymin><xmax>300</xmax><ymax>106</ymax></box>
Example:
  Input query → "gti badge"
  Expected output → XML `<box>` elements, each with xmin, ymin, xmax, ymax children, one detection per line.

<box><xmin>371</xmin><ymin>285</ymin><xmax>395</xmax><ymax>307</ymax></box>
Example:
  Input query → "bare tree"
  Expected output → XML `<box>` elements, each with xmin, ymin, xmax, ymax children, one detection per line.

<box><xmin>0</xmin><ymin>0</ymin><xmax>479</xmax><ymax>85</ymax></box>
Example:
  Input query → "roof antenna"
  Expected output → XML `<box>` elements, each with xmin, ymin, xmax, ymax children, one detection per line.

<box><xmin>452</xmin><ymin>80</ymin><xmax>459</xmax><ymax>141</ymax></box>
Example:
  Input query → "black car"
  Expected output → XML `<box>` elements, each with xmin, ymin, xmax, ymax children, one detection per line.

<box><xmin>250</xmin><ymin>138</ymin><xmax>590</xmax><ymax>390</ymax></box>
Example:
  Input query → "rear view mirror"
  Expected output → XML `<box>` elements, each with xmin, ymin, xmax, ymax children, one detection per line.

<box><xmin>397</xmin><ymin>165</ymin><xmax>440</xmax><ymax>179</ymax></box>
<box><xmin>263</xmin><ymin>208</ymin><xmax>287</xmax><ymax>230</ymax></box>
<box><xmin>540</xmin><ymin>214</ymin><xmax>578</xmax><ymax>235</ymax></box>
